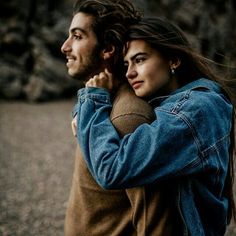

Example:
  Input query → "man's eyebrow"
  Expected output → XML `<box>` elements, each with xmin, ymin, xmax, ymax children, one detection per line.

<box><xmin>70</xmin><ymin>27</ymin><xmax>87</xmax><ymax>35</ymax></box>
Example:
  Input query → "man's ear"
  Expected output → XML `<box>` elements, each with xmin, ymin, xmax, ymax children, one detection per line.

<box><xmin>101</xmin><ymin>45</ymin><xmax>115</xmax><ymax>60</ymax></box>
<box><xmin>169</xmin><ymin>58</ymin><xmax>181</xmax><ymax>69</ymax></box>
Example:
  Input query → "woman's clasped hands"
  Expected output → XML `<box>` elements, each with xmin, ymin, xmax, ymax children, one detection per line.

<box><xmin>85</xmin><ymin>68</ymin><xmax>114</xmax><ymax>91</ymax></box>
<box><xmin>72</xmin><ymin>68</ymin><xmax>114</xmax><ymax>137</ymax></box>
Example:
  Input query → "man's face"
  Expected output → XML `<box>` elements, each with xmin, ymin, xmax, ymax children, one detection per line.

<box><xmin>61</xmin><ymin>12</ymin><xmax>102</xmax><ymax>81</ymax></box>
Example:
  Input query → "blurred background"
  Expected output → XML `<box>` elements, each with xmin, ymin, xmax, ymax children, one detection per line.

<box><xmin>0</xmin><ymin>0</ymin><xmax>236</xmax><ymax>235</ymax></box>
<box><xmin>0</xmin><ymin>0</ymin><xmax>236</xmax><ymax>102</ymax></box>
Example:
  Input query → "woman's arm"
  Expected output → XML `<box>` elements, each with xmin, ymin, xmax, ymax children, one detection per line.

<box><xmin>76</xmin><ymin>86</ymin><xmax>202</xmax><ymax>189</ymax></box>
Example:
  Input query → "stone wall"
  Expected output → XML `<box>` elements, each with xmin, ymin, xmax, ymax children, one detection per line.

<box><xmin>0</xmin><ymin>0</ymin><xmax>235</xmax><ymax>101</ymax></box>
<box><xmin>0</xmin><ymin>0</ymin><xmax>80</xmax><ymax>101</ymax></box>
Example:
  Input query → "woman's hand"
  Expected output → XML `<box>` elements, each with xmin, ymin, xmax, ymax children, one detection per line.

<box><xmin>72</xmin><ymin>69</ymin><xmax>114</xmax><ymax>137</ymax></box>
<box><xmin>85</xmin><ymin>68</ymin><xmax>114</xmax><ymax>92</ymax></box>
<box><xmin>71</xmin><ymin>115</ymin><xmax>77</xmax><ymax>137</ymax></box>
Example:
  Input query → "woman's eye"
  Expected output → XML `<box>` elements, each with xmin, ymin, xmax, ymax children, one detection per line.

<box><xmin>123</xmin><ymin>62</ymin><xmax>129</xmax><ymax>70</ymax></box>
<box><xmin>135</xmin><ymin>57</ymin><xmax>145</xmax><ymax>64</ymax></box>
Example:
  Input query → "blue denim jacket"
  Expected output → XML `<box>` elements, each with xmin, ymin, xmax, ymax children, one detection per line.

<box><xmin>75</xmin><ymin>78</ymin><xmax>233</xmax><ymax>236</ymax></box>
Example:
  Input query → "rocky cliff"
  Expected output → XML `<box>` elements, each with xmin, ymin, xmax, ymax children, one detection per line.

<box><xmin>0</xmin><ymin>0</ymin><xmax>235</xmax><ymax>101</ymax></box>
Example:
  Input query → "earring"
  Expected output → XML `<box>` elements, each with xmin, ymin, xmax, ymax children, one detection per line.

<box><xmin>171</xmin><ymin>68</ymin><xmax>175</xmax><ymax>75</ymax></box>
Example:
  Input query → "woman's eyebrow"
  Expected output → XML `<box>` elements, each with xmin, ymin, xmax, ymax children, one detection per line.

<box><xmin>125</xmin><ymin>52</ymin><xmax>148</xmax><ymax>62</ymax></box>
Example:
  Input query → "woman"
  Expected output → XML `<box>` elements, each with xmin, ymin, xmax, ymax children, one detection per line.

<box><xmin>75</xmin><ymin>18</ymin><xmax>235</xmax><ymax>235</ymax></box>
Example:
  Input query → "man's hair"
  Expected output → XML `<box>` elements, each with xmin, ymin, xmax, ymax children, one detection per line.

<box><xmin>73</xmin><ymin>0</ymin><xmax>142</xmax><ymax>76</ymax></box>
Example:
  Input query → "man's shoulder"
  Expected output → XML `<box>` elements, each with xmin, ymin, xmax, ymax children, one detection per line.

<box><xmin>110</xmin><ymin>83</ymin><xmax>155</xmax><ymax>137</ymax></box>
<box><xmin>111</xmin><ymin>83</ymin><xmax>154</xmax><ymax>116</ymax></box>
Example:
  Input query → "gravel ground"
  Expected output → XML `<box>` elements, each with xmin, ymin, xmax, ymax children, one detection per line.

<box><xmin>0</xmin><ymin>100</ymin><xmax>236</xmax><ymax>236</ymax></box>
<box><xmin>0</xmin><ymin>100</ymin><xmax>77</xmax><ymax>236</ymax></box>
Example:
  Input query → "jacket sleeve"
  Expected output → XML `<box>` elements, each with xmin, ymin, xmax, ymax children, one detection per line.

<box><xmin>76</xmin><ymin>87</ymin><xmax>203</xmax><ymax>189</ymax></box>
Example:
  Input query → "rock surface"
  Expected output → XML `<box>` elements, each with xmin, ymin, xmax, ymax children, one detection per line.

<box><xmin>0</xmin><ymin>0</ymin><xmax>235</xmax><ymax>101</ymax></box>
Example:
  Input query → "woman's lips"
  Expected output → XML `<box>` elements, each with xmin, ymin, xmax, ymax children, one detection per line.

<box><xmin>132</xmin><ymin>81</ymin><xmax>143</xmax><ymax>89</ymax></box>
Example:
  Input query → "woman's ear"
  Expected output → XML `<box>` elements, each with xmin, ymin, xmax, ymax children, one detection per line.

<box><xmin>101</xmin><ymin>45</ymin><xmax>115</xmax><ymax>60</ymax></box>
<box><xmin>169</xmin><ymin>58</ymin><xmax>181</xmax><ymax>70</ymax></box>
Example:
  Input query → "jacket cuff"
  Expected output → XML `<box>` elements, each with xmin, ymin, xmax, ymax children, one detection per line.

<box><xmin>77</xmin><ymin>87</ymin><xmax>111</xmax><ymax>104</ymax></box>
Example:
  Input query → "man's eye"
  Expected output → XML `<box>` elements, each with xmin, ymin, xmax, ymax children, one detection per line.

<box><xmin>73</xmin><ymin>35</ymin><xmax>82</xmax><ymax>40</ymax></box>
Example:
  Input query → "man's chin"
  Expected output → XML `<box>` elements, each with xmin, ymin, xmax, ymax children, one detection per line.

<box><xmin>68</xmin><ymin>70</ymin><xmax>87</xmax><ymax>82</ymax></box>
<box><xmin>68</xmin><ymin>68</ymin><xmax>76</xmax><ymax>76</ymax></box>
<box><xmin>68</xmin><ymin>69</ymin><xmax>78</xmax><ymax>79</ymax></box>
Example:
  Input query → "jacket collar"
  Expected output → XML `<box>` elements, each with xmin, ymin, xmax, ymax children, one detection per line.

<box><xmin>172</xmin><ymin>78</ymin><xmax>220</xmax><ymax>94</ymax></box>
<box><xmin>148</xmin><ymin>78</ymin><xmax>221</xmax><ymax>107</ymax></box>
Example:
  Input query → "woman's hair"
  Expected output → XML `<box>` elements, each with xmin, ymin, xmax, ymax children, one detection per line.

<box><xmin>73</xmin><ymin>0</ymin><xmax>142</xmax><ymax>76</ymax></box>
<box><xmin>125</xmin><ymin>17</ymin><xmax>236</xmax><ymax>224</ymax></box>
<box><xmin>125</xmin><ymin>18</ymin><xmax>224</xmax><ymax>85</ymax></box>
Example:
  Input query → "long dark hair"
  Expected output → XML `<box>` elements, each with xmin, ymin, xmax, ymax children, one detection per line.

<box><xmin>125</xmin><ymin>17</ymin><xmax>236</xmax><ymax>224</ymax></box>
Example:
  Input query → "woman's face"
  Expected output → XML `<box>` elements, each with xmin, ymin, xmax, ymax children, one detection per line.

<box><xmin>124</xmin><ymin>39</ymin><xmax>179</xmax><ymax>98</ymax></box>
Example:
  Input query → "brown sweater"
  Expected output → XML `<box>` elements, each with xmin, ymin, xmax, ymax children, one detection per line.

<box><xmin>64</xmin><ymin>84</ymin><xmax>175</xmax><ymax>236</ymax></box>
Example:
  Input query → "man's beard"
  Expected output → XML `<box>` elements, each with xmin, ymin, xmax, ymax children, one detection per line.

<box><xmin>73</xmin><ymin>44</ymin><xmax>102</xmax><ymax>82</ymax></box>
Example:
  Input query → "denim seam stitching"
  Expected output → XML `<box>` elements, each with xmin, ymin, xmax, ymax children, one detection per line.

<box><xmin>171</xmin><ymin>90</ymin><xmax>191</xmax><ymax>113</ymax></box>
<box><xmin>157</xmin><ymin>108</ymin><xmax>204</xmax><ymax>173</ymax></box>
<box><xmin>201</xmin><ymin>134</ymin><xmax>230</xmax><ymax>156</ymax></box>
<box><xmin>157</xmin><ymin>108</ymin><xmax>202</xmax><ymax>154</ymax></box>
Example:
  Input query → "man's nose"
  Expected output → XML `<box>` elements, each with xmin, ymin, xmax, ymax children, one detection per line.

<box><xmin>61</xmin><ymin>38</ymin><xmax>71</xmax><ymax>54</ymax></box>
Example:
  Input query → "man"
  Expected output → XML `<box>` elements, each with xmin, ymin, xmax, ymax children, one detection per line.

<box><xmin>61</xmin><ymin>0</ymin><xmax>174</xmax><ymax>235</ymax></box>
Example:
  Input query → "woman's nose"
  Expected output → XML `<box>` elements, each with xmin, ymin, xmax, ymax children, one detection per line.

<box><xmin>61</xmin><ymin>38</ymin><xmax>71</xmax><ymax>54</ymax></box>
<box><xmin>126</xmin><ymin>66</ymin><xmax>137</xmax><ymax>79</ymax></box>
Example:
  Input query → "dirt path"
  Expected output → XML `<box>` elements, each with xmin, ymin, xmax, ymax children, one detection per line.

<box><xmin>0</xmin><ymin>100</ymin><xmax>236</xmax><ymax>235</ymax></box>
<box><xmin>0</xmin><ymin>100</ymin><xmax>77</xmax><ymax>236</ymax></box>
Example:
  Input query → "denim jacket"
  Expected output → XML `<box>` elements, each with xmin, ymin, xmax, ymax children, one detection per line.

<box><xmin>75</xmin><ymin>78</ymin><xmax>233</xmax><ymax>236</ymax></box>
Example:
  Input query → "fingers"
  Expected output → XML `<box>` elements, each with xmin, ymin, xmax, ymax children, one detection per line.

<box><xmin>71</xmin><ymin>116</ymin><xmax>77</xmax><ymax>137</ymax></box>
<box><xmin>85</xmin><ymin>69</ymin><xmax>114</xmax><ymax>91</ymax></box>
<box><xmin>85</xmin><ymin>77</ymin><xmax>96</xmax><ymax>87</ymax></box>
<box><xmin>104</xmin><ymin>68</ymin><xmax>112</xmax><ymax>78</ymax></box>
<box><xmin>86</xmin><ymin>73</ymin><xmax>107</xmax><ymax>88</ymax></box>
